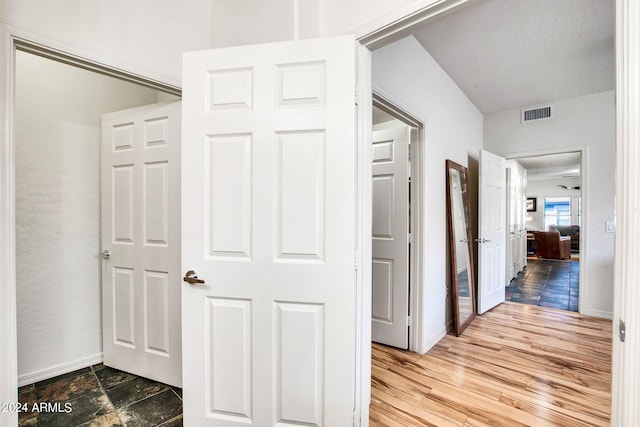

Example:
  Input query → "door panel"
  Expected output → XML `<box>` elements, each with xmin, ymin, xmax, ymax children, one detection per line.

<box><xmin>181</xmin><ymin>36</ymin><xmax>363</xmax><ymax>426</ymax></box>
<box><xmin>101</xmin><ymin>101</ymin><xmax>181</xmax><ymax>387</ymax></box>
<box><xmin>507</xmin><ymin>159</ymin><xmax>527</xmax><ymax>278</ymax></box>
<box><xmin>478</xmin><ymin>149</ymin><xmax>507</xmax><ymax>314</ymax></box>
<box><xmin>371</xmin><ymin>125</ymin><xmax>410</xmax><ymax>349</ymax></box>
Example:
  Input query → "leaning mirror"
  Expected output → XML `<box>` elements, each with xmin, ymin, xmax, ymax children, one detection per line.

<box><xmin>446</xmin><ymin>160</ymin><xmax>477</xmax><ymax>336</ymax></box>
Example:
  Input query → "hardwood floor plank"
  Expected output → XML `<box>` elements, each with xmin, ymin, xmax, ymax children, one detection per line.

<box><xmin>370</xmin><ymin>302</ymin><xmax>611</xmax><ymax>426</ymax></box>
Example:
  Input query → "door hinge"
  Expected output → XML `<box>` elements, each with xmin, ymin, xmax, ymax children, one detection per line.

<box><xmin>407</xmin><ymin>315</ymin><xmax>412</xmax><ymax>327</ymax></box>
<box><xmin>408</xmin><ymin>232</ymin><xmax>414</xmax><ymax>244</ymax></box>
<box><xmin>354</xmin><ymin>251</ymin><xmax>360</xmax><ymax>271</ymax></box>
<box><xmin>355</xmin><ymin>84</ymin><xmax>358</xmax><ymax>105</ymax></box>
<box><xmin>619</xmin><ymin>319</ymin><xmax>626</xmax><ymax>342</ymax></box>
<box><xmin>353</xmin><ymin>409</ymin><xmax>361</xmax><ymax>427</ymax></box>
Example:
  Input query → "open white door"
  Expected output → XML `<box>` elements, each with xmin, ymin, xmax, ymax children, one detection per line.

<box><xmin>181</xmin><ymin>36</ymin><xmax>367</xmax><ymax>426</ymax></box>
<box><xmin>101</xmin><ymin>101</ymin><xmax>182</xmax><ymax>387</ymax></box>
<box><xmin>371</xmin><ymin>125</ymin><xmax>410</xmax><ymax>349</ymax></box>
<box><xmin>507</xmin><ymin>159</ymin><xmax>527</xmax><ymax>278</ymax></box>
<box><xmin>478</xmin><ymin>149</ymin><xmax>507</xmax><ymax>314</ymax></box>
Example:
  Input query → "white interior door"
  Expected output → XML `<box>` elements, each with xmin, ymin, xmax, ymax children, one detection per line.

<box><xmin>478</xmin><ymin>149</ymin><xmax>507</xmax><ymax>314</ymax></box>
<box><xmin>181</xmin><ymin>36</ymin><xmax>366</xmax><ymax>426</ymax></box>
<box><xmin>101</xmin><ymin>101</ymin><xmax>182</xmax><ymax>387</ymax></box>
<box><xmin>371</xmin><ymin>125</ymin><xmax>410</xmax><ymax>349</ymax></box>
<box><xmin>506</xmin><ymin>159</ymin><xmax>527</xmax><ymax>281</ymax></box>
<box><xmin>506</xmin><ymin>167</ymin><xmax>514</xmax><ymax>281</ymax></box>
<box><xmin>512</xmin><ymin>160</ymin><xmax>527</xmax><ymax>274</ymax></box>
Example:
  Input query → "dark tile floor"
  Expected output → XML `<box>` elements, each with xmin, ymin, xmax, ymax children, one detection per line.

<box><xmin>18</xmin><ymin>364</ymin><xmax>182</xmax><ymax>426</ymax></box>
<box><xmin>506</xmin><ymin>258</ymin><xmax>579</xmax><ymax>312</ymax></box>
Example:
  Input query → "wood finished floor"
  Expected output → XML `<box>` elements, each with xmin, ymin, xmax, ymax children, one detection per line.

<box><xmin>370</xmin><ymin>302</ymin><xmax>612</xmax><ymax>427</ymax></box>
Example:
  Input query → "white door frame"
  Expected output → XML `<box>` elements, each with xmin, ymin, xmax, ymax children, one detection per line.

<box><xmin>612</xmin><ymin>1</ymin><xmax>640</xmax><ymax>424</ymax></box>
<box><xmin>0</xmin><ymin>24</ymin><xmax>181</xmax><ymax>426</ymax></box>
<box><xmin>504</xmin><ymin>146</ymin><xmax>587</xmax><ymax>315</ymax></box>
<box><xmin>372</xmin><ymin>91</ymin><xmax>425</xmax><ymax>353</ymax></box>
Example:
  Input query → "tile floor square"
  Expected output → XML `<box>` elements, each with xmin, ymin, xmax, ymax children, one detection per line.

<box><xmin>506</xmin><ymin>258</ymin><xmax>579</xmax><ymax>312</ymax></box>
<box><xmin>18</xmin><ymin>365</ymin><xmax>182</xmax><ymax>427</ymax></box>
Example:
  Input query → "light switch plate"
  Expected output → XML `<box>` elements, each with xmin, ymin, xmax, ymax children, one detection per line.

<box><xmin>606</xmin><ymin>221</ymin><xmax>615</xmax><ymax>233</ymax></box>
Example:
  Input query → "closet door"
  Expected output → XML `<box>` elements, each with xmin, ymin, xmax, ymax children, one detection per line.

<box><xmin>101</xmin><ymin>101</ymin><xmax>182</xmax><ymax>387</ymax></box>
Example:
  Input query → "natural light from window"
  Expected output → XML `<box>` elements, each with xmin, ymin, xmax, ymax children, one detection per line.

<box><xmin>544</xmin><ymin>197</ymin><xmax>572</xmax><ymax>230</ymax></box>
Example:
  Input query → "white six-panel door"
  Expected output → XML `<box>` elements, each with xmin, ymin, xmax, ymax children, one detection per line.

<box><xmin>101</xmin><ymin>101</ymin><xmax>182</xmax><ymax>387</ymax></box>
<box><xmin>509</xmin><ymin>160</ymin><xmax>527</xmax><ymax>277</ymax></box>
<box><xmin>478</xmin><ymin>149</ymin><xmax>507</xmax><ymax>314</ymax></box>
<box><xmin>371</xmin><ymin>125</ymin><xmax>410</xmax><ymax>349</ymax></box>
<box><xmin>181</xmin><ymin>36</ymin><xmax>362</xmax><ymax>426</ymax></box>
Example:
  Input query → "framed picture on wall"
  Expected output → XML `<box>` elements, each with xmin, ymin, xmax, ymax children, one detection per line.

<box><xmin>526</xmin><ymin>197</ymin><xmax>537</xmax><ymax>212</ymax></box>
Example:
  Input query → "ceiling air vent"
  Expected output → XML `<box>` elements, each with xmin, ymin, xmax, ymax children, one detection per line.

<box><xmin>521</xmin><ymin>104</ymin><xmax>554</xmax><ymax>123</ymax></box>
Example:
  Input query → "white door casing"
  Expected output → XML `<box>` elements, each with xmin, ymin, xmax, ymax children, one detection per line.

<box><xmin>101</xmin><ymin>101</ymin><xmax>182</xmax><ymax>387</ymax></box>
<box><xmin>181</xmin><ymin>36</ymin><xmax>364</xmax><ymax>426</ymax></box>
<box><xmin>371</xmin><ymin>125</ymin><xmax>410</xmax><ymax>349</ymax></box>
<box><xmin>478</xmin><ymin>149</ymin><xmax>507</xmax><ymax>314</ymax></box>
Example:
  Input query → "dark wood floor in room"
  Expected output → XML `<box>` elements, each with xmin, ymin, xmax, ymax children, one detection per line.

<box><xmin>370</xmin><ymin>302</ymin><xmax>612</xmax><ymax>427</ymax></box>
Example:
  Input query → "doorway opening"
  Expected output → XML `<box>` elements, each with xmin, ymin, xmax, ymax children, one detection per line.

<box><xmin>505</xmin><ymin>151</ymin><xmax>583</xmax><ymax>312</ymax></box>
<box><xmin>371</xmin><ymin>93</ymin><xmax>424</xmax><ymax>352</ymax></box>
<box><xmin>12</xmin><ymin>41</ymin><xmax>183</xmax><ymax>426</ymax></box>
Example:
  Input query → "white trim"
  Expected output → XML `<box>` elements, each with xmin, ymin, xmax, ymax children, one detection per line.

<box><xmin>15</xmin><ymin>40</ymin><xmax>180</xmax><ymax>96</ymax></box>
<box><xmin>422</xmin><ymin>328</ymin><xmax>447</xmax><ymax>353</ymax></box>
<box><xmin>354</xmin><ymin>42</ymin><xmax>373</xmax><ymax>424</ymax></box>
<box><xmin>0</xmin><ymin>24</ymin><xmax>19</xmax><ymax>427</ymax></box>
<box><xmin>613</xmin><ymin>0</ymin><xmax>640</xmax><ymax>424</ymax></box>
<box><xmin>581</xmin><ymin>309</ymin><xmax>613</xmax><ymax>321</ymax></box>
<box><xmin>0</xmin><ymin>18</ymin><xmax>181</xmax><ymax>88</ymax></box>
<box><xmin>355</xmin><ymin>0</ymin><xmax>475</xmax><ymax>50</ymax></box>
<box><xmin>18</xmin><ymin>353</ymin><xmax>103</xmax><ymax>387</ymax></box>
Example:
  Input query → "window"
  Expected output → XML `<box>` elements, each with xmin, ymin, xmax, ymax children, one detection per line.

<box><xmin>544</xmin><ymin>197</ymin><xmax>571</xmax><ymax>230</ymax></box>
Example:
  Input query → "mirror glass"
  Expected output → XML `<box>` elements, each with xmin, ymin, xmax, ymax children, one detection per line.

<box><xmin>446</xmin><ymin>160</ymin><xmax>476</xmax><ymax>336</ymax></box>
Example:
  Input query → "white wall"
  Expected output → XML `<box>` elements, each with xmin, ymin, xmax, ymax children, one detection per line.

<box><xmin>0</xmin><ymin>0</ymin><xmax>212</xmax><ymax>85</ymax></box>
<box><xmin>15</xmin><ymin>51</ymin><xmax>163</xmax><ymax>383</ymax></box>
<box><xmin>208</xmin><ymin>0</ymin><xmax>445</xmax><ymax>47</ymax></box>
<box><xmin>484</xmin><ymin>90</ymin><xmax>615</xmax><ymax>318</ymax></box>
<box><xmin>525</xmin><ymin>178</ymin><xmax>581</xmax><ymax>231</ymax></box>
<box><xmin>210</xmin><ymin>0</ymin><xmax>319</xmax><ymax>48</ymax></box>
<box><xmin>372</xmin><ymin>36</ymin><xmax>483</xmax><ymax>351</ymax></box>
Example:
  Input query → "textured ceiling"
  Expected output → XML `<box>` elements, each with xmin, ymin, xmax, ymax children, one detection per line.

<box><xmin>411</xmin><ymin>0</ymin><xmax>615</xmax><ymax>114</ymax></box>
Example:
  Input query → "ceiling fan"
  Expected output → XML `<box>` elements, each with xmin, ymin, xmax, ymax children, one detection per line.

<box><xmin>557</xmin><ymin>184</ymin><xmax>580</xmax><ymax>190</ymax></box>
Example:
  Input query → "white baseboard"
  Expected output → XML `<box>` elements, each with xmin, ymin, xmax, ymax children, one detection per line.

<box><xmin>418</xmin><ymin>328</ymin><xmax>446</xmax><ymax>355</ymax></box>
<box><xmin>581</xmin><ymin>308</ymin><xmax>613</xmax><ymax>320</ymax></box>
<box><xmin>18</xmin><ymin>353</ymin><xmax>103</xmax><ymax>387</ymax></box>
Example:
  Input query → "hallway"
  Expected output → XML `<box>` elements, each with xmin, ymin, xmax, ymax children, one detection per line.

<box><xmin>506</xmin><ymin>258</ymin><xmax>579</xmax><ymax>311</ymax></box>
<box><xmin>370</xmin><ymin>302</ymin><xmax>611</xmax><ymax>426</ymax></box>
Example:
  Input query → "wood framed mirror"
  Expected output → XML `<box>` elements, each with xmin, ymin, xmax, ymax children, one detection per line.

<box><xmin>446</xmin><ymin>160</ymin><xmax>477</xmax><ymax>336</ymax></box>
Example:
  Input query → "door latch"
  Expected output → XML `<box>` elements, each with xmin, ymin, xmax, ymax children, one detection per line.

<box><xmin>474</xmin><ymin>238</ymin><xmax>492</xmax><ymax>243</ymax></box>
<box><xmin>620</xmin><ymin>319</ymin><xmax>626</xmax><ymax>342</ymax></box>
<box><xmin>101</xmin><ymin>249</ymin><xmax>111</xmax><ymax>259</ymax></box>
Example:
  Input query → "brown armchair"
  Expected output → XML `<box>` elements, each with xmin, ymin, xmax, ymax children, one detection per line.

<box><xmin>534</xmin><ymin>231</ymin><xmax>572</xmax><ymax>260</ymax></box>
